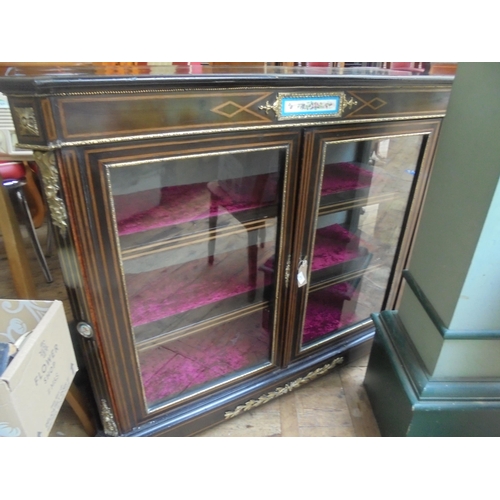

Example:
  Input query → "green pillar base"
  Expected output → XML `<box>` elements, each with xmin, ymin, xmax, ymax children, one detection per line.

<box><xmin>364</xmin><ymin>311</ymin><xmax>500</xmax><ymax>437</ymax></box>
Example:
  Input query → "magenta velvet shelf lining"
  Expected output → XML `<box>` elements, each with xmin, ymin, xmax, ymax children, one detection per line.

<box><xmin>321</xmin><ymin>162</ymin><xmax>374</xmax><ymax>196</ymax></box>
<box><xmin>115</xmin><ymin>181</ymin><xmax>276</xmax><ymax>237</ymax></box>
<box><xmin>125</xmin><ymin>242</ymin><xmax>275</xmax><ymax>328</ymax></box>
<box><xmin>114</xmin><ymin>163</ymin><xmax>371</xmax><ymax>238</ymax></box>
<box><xmin>302</xmin><ymin>281</ymin><xmax>359</xmax><ymax>344</ymax></box>
<box><xmin>311</xmin><ymin>223</ymin><xmax>364</xmax><ymax>271</ymax></box>
<box><xmin>139</xmin><ymin>310</ymin><xmax>270</xmax><ymax>405</ymax></box>
<box><xmin>261</xmin><ymin>224</ymin><xmax>367</xmax><ymax>287</ymax></box>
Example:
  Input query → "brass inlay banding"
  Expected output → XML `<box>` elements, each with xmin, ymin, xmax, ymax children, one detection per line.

<box><xmin>224</xmin><ymin>357</ymin><xmax>344</xmax><ymax>419</ymax></box>
<box><xmin>345</xmin><ymin>93</ymin><xmax>387</xmax><ymax>118</ymax></box>
<box><xmin>6</xmin><ymin>84</ymin><xmax>452</xmax><ymax>99</ymax></box>
<box><xmin>318</xmin><ymin>191</ymin><xmax>400</xmax><ymax>217</ymax></box>
<box><xmin>121</xmin><ymin>218</ymin><xmax>275</xmax><ymax>261</ymax></box>
<box><xmin>322</xmin><ymin>131</ymin><xmax>431</xmax><ymax>148</ymax></box>
<box><xmin>34</xmin><ymin>86</ymin><xmax>280</xmax><ymax>97</ymax></box>
<box><xmin>135</xmin><ymin>301</ymin><xmax>268</xmax><ymax>351</ymax></box>
<box><xmin>109</xmin><ymin>144</ymin><xmax>285</xmax><ymax>168</ymax></box>
<box><xmin>15</xmin><ymin>114</ymin><xmax>447</xmax><ymax>151</ymax></box>
<box><xmin>308</xmin><ymin>263</ymin><xmax>384</xmax><ymax>293</ymax></box>
<box><xmin>211</xmin><ymin>94</ymin><xmax>274</xmax><ymax>122</ymax></box>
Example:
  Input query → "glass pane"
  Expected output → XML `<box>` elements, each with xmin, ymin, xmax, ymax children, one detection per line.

<box><xmin>108</xmin><ymin>148</ymin><xmax>284</xmax><ymax>408</ymax></box>
<box><xmin>138</xmin><ymin>309</ymin><xmax>271</xmax><ymax>404</ymax></box>
<box><xmin>301</xmin><ymin>135</ymin><xmax>424</xmax><ymax>348</ymax></box>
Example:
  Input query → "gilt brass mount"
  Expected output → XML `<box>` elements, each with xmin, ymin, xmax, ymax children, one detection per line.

<box><xmin>33</xmin><ymin>151</ymin><xmax>68</xmax><ymax>237</ymax></box>
<box><xmin>100</xmin><ymin>399</ymin><xmax>119</xmax><ymax>437</ymax></box>
<box><xmin>224</xmin><ymin>357</ymin><xmax>344</xmax><ymax>419</ymax></box>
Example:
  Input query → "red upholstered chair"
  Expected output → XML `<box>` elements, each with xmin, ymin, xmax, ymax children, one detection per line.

<box><xmin>0</xmin><ymin>161</ymin><xmax>53</xmax><ymax>282</ymax></box>
<box><xmin>305</xmin><ymin>62</ymin><xmax>332</xmax><ymax>67</ymax></box>
<box><xmin>386</xmin><ymin>62</ymin><xmax>427</xmax><ymax>74</ymax></box>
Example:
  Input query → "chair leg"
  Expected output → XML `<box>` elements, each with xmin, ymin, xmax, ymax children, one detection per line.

<box><xmin>14</xmin><ymin>186</ymin><xmax>53</xmax><ymax>283</ymax></box>
<box><xmin>45</xmin><ymin>214</ymin><xmax>54</xmax><ymax>257</ymax></box>
<box><xmin>34</xmin><ymin>166</ymin><xmax>54</xmax><ymax>257</ymax></box>
<box><xmin>64</xmin><ymin>383</ymin><xmax>97</xmax><ymax>437</ymax></box>
<box><xmin>0</xmin><ymin>181</ymin><xmax>37</xmax><ymax>299</ymax></box>
<box><xmin>208</xmin><ymin>191</ymin><xmax>218</xmax><ymax>265</ymax></box>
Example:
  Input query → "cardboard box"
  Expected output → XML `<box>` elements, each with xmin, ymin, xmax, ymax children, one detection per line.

<box><xmin>0</xmin><ymin>300</ymin><xmax>78</xmax><ymax>437</ymax></box>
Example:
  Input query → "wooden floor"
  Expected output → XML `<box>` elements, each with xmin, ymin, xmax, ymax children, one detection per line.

<box><xmin>1</xmin><ymin>222</ymin><xmax>380</xmax><ymax>437</ymax></box>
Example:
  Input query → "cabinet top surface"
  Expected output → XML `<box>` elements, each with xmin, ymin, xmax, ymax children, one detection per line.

<box><xmin>0</xmin><ymin>64</ymin><xmax>454</xmax><ymax>94</ymax></box>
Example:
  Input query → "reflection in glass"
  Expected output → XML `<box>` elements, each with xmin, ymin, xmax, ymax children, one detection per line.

<box><xmin>108</xmin><ymin>149</ymin><xmax>284</xmax><ymax>407</ymax></box>
<box><xmin>301</xmin><ymin>135</ymin><xmax>424</xmax><ymax>348</ymax></box>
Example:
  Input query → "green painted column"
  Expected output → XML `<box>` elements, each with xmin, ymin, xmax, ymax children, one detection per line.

<box><xmin>364</xmin><ymin>63</ymin><xmax>500</xmax><ymax>436</ymax></box>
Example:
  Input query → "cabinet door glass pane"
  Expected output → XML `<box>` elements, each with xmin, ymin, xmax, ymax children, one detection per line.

<box><xmin>301</xmin><ymin>135</ymin><xmax>424</xmax><ymax>348</ymax></box>
<box><xmin>108</xmin><ymin>148</ymin><xmax>285</xmax><ymax>409</ymax></box>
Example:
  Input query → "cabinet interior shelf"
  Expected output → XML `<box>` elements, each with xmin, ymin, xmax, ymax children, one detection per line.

<box><xmin>130</xmin><ymin>222</ymin><xmax>374</xmax><ymax>347</ymax></box>
<box><xmin>115</xmin><ymin>176</ymin><xmax>279</xmax><ymax>252</ymax></box>
<box><xmin>115</xmin><ymin>162</ymin><xmax>378</xmax><ymax>253</ymax></box>
<box><xmin>120</xmin><ymin>161</ymin><xmax>384</xmax><ymax>350</ymax></box>
<box><xmin>138</xmin><ymin>307</ymin><xmax>272</xmax><ymax>406</ymax></box>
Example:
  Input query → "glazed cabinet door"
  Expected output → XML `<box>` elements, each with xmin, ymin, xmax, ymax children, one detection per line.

<box><xmin>286</xmin><ymin>120</ymin><xmax>441</xmax><ymax>362</ymax></box>
<box><xmin>65</xmin><ymin>130</ymin><xmax>300</xmax><ymax>433</ymax></box>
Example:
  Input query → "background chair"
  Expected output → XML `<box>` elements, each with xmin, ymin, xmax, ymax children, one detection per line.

<box><xmin>0</xmin><ymin>161</ymin><xmax>53</xmax><ymax>283</ymax></box>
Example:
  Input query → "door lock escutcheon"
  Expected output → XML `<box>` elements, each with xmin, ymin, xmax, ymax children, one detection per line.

<box><xmin>76</xmin><ymin>321</ymin><xmax>94</xmax><ymax>339</ymax></box>
<box><xmin>297</xmin><ymin>258</ymin><xmax>308</xmax><ymax>288</ymax></box>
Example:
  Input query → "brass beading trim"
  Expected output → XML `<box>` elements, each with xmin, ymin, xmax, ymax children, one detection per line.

<box><xmin>5</xmin><ymin>83</ymin><xmax>451</xmax><ymax>99</ymax></box>
<box><xmin>14</xmin><ymin>114</ymin><xmax>447</xmax><ymax>152</ymax></box>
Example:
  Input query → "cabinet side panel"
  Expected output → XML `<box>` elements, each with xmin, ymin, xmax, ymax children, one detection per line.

<box><xmin>59</xmin><ymin>148</ymin><xmax>144</xmax><ymax>433</ymax></box>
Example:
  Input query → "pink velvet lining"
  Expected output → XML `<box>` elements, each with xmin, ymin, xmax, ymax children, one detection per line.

<box><xmin>139</xmin><ymin>311</ymin><xmax>270</xmax><ymax>404</ymax></box>
<box><xmin>311</xmin><ymin>224</ymin><xmax>362</xmax><ymax>271</ymax></box>
<box><xmin>116</xmin><ymin>181</ymin><xmax>275</xmax><ymax>236</ymax></box>
<box><xmin>126</xmin><ymin>244</ymin><xmax>274</xmax><ymax>327</ymax></box>
<box><xmin>321</xmin><ymin>162</ymin><xmax>373</xmax><ymax>196</ymax></box>
<box><xmin>302</xmin><ymin>282</ymin><xmax>358</xmax><ymax>344</ymax></box>
<box><xmin>114</xmin><ymin>163</ymin><xmax>372</xmax><ymax>237</ymax></box>
<box><xmin>262</xmin><ymin>224</ymin><xmax>364</xmax><ymax>285</ymax></box>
